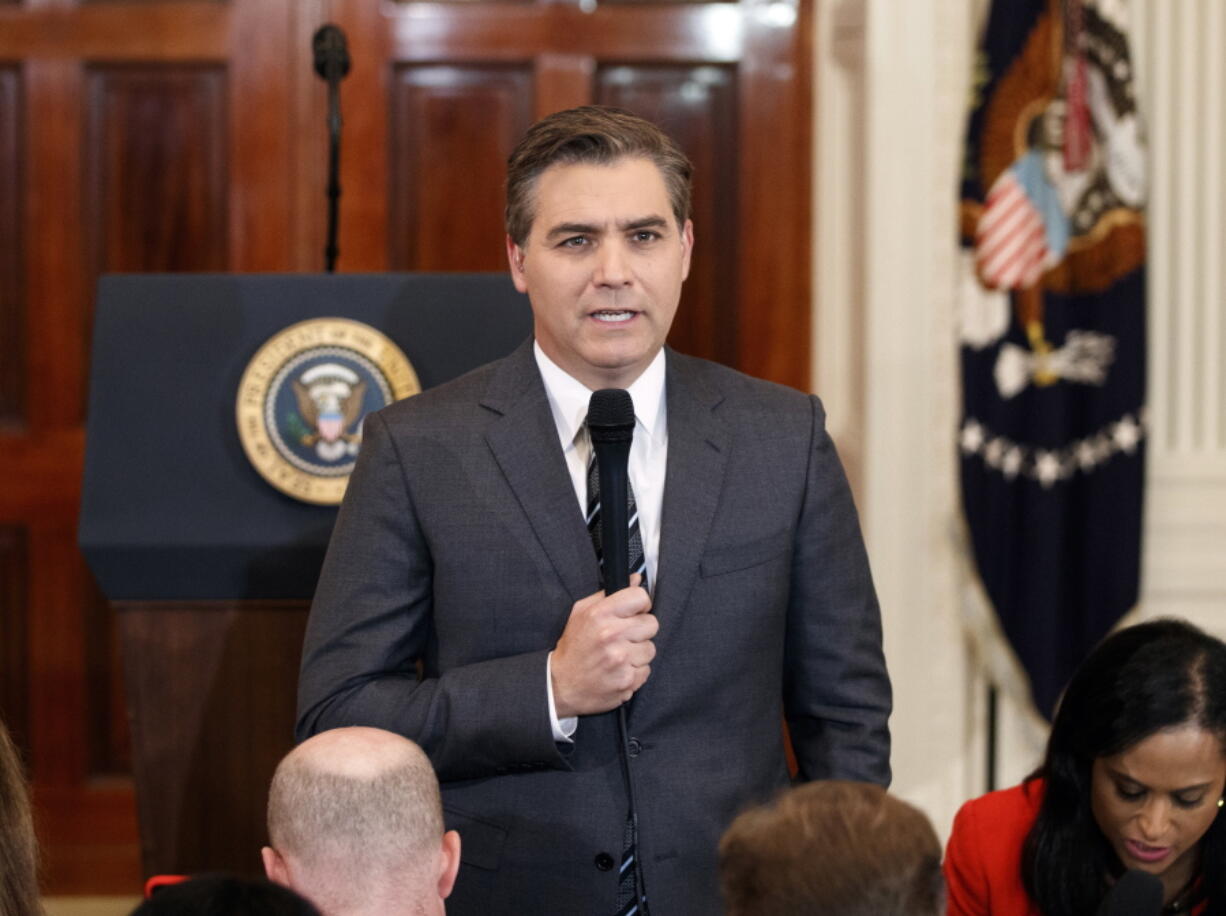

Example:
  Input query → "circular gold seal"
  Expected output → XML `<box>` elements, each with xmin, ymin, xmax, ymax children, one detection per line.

<box><xmin>236</xmin><ymin>318</ymin><xmax>420</xmax><ymax>505</ymax></box>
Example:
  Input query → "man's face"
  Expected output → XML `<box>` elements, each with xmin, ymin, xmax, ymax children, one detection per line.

<box><xmin>507</xmin><ymin>156</ymin><xmax>693</xmax><ymax>390</ymax></box>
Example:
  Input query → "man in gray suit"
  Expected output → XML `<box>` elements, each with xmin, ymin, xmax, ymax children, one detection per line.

<box><xmin>297</xmin><ymin>106</ymin><xmax>891</xmax><ymax>915</ymax></box>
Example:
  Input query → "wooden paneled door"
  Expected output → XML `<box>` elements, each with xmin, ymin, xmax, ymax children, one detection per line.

<box><xmin>331</xmin><ymin>0</ymin><xmax>812</xmax><ymax>387</ymax></box>
<box><xmin>0</xmin><ymin>0</ymin><xmax>323</xmax><ymax>892</ymax></box>
<box><xmin>0</xmin><ymin>0</ymin><xmax>810</xmax><ymax>893</ymax></box>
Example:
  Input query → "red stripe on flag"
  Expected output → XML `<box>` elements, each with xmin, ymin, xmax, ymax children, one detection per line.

<box><xmin>985</xmin><ymin>218</ymin><xmax>1046</xmax><ymax>278</ymax></box>
<box><xmin>975</xmin><ymin>171</ymin><xmax>1050</xmax><ymax>289</ymax></box>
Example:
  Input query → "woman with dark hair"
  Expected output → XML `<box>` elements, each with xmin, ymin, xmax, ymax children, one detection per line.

<box><xmin>944</xmin><ymin>618</ymin><xmax>1226</xmax><ymax>915</ymax></box>
<box><xmin>0</xmin><ymin>718</ymin><xmax>42</xmax><ymax>916</ymax></box>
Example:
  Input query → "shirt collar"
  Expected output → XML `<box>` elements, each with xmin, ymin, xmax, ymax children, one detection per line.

<box><xmin>533</xmin><ymin>342</ymin><xmax>667</xmax><ymax>449</ymax></box>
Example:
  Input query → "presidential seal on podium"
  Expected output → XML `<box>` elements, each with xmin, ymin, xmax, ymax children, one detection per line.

<box><xmin>236</xmin><ymin>318</ymin><xmax>420</xmax><ymax>505</ymax></box>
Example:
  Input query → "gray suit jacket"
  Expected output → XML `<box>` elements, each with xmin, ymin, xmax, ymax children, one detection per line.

<box><xmin>297</xmin><ymin>340</ymin><xmax>891</xmax><ymax>915</ymax></box>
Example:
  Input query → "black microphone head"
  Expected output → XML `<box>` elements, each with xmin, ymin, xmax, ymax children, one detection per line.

<box><xmin>587</xmin><ymin>389</ymin><xmax>634</xmax><ymax>443</ymax></box>
<box><xmin>1096</xmin><ymin>870</ymin><xmax>1164</xmax><ymax>916</ymax></box>
<box><xmin>312</xmin><ymin>24</ymin><xmax>351</xmax><ymax>79</ymax></box>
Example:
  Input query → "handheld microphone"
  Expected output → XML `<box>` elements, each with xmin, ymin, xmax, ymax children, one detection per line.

<box><xmin>312</xmin><ymin>25</ymin><xmax>351</xmax><ymax>82</ymax></box>
<box><xmin>586</xmin><ymin>388</ymin><xmax>650</xmax><ymax>913</ymax></box>
<box><xmin>586</xmin><ymin>389</ymin><xmax>634</xmax><ymax>595</ymax></box>
<box><xmin>1094</xmin><ymin>870</ymin><xmax>1164</xmax><ymax>916</ymax></box>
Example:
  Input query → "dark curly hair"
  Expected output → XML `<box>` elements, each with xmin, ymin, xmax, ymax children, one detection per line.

<box><xmin>1022</xmin><ymin>618</ymin><xmax>1226</xmax><ymax>915</ymax></box>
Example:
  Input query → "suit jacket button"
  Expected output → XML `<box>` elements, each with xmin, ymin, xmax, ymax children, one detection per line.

<box><xmin>627</xmin><ymin>738</ymin><xmax>642</xmax><ymax>758</ymax></box>
<box><xmin>594</xmin><ymin>853</ymin><xmax>615</xmax><ymax>871</ymax></box>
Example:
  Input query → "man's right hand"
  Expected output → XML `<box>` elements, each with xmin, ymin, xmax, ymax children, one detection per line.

<box><xmin>551</xmin><ymin>576</ymin><xmax>657</xmax><ymax>717</ymax></box>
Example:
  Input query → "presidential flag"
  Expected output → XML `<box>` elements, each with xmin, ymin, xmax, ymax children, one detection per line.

<box><xmin>958</xmin><ymin>0</ymin><xmax>1146</xmax><ymax>718</ymax></box>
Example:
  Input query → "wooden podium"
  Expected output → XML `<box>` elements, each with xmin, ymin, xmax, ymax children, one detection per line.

<box><xmin>79</xmin><ymin>274</ymin><xmax>531</xmax><ymax>878</ymax></box>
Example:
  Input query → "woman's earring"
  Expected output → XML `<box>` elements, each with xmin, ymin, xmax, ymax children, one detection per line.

<box><xmin>1218</xmin><ymin>798</ymin><xmax>1224</xmax><ymax>809</ymax></box>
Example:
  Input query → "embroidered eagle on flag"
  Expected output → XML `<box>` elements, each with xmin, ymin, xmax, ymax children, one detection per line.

<box><xmin>957</xmin><ymin>0</ymin><xmax>1147</xmax><ymax>718</ymax></box>
<box><xmin>964</xmin><ymin>0</ymin><xmax>1145</xmax><ymax>401</ymax></box>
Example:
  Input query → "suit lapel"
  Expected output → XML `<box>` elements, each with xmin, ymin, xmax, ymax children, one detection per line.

<box><xmin>482</xmin><ymin>342</ymin><xmax>600</xmax><ymax>603</ymax></box>
<box><xmin>653</xmin><ymin>352</ymin><xmax>729</xmax><ymax>631</ymax></box>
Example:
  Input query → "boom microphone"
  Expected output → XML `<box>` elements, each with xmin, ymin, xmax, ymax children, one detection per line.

<box><xmin>312</xmin><ymin>25</ymin><xmax>351</xmax><ymax>81</ymax></box>
<box><xmin>311</xmin><ymin>24</ymin><xmax>350</xmax><ymax>272</ymax></box>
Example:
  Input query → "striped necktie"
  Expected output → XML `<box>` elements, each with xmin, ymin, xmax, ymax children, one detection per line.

<box><xmin>583</xmin><ymin>430</ymin><xmax>648</xmax><ymax>915</ymax></box>
<box><xmin>585</xmin><ymin>439</ymin><xmax>648</xmax><ymax>591</ymax></box>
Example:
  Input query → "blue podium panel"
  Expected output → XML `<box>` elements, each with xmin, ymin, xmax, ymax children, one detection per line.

<box><xmin>80</xmin><ymin>273</ymin><xmax>532</xmax><ymax>600</ymax></box>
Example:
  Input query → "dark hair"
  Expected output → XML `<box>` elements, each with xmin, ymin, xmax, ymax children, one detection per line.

<box><xmin>719</xmin><ymin>780</ymin><xmax>944</xmax><ymax>916</ymax></box>
<box><xmin>1022</xmin><ymin>618</ymin><xmax>1226</xmax><ymax>915</ymax></box>
<box><xmin>505</xmin><ymin>105</ymin><xmax>693</xmax><ymax>246</ymax></box>
<box><xmin>0</xmin><ymin>719</ymin><xmax>41</xmax><ymax>916</ymax></box>
<box><xmin>131</xmin><ymin>874</ymin><xmax>320</xmax><ymax>916</ymax></box>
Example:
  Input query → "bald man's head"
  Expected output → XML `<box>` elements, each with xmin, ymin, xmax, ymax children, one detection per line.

<box><xmin>263</xmin><ymin>728</ymin><xmax>459</xmax><ymax>916</ymax></box>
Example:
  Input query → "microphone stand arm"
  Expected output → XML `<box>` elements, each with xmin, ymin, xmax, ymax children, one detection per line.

<box><xmin>323</xmin><ymin>65</ymin><xmax>343</xmax><ymax>273</ymax></box>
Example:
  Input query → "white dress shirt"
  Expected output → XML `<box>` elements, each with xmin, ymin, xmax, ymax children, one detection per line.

<box><xmin>534</xmin><ymin>342</ymin><xmax>668</xmax><ymax>741</ymax></box>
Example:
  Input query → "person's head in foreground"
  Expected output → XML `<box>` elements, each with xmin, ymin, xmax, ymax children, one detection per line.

<box><xmin>1025</xmin><ymin>617</ymin><xmax>1226</xmax><ymax>914</ymax></box>
<box><xmin>131</xmin><ymin>874</ymin><xmax>320</xmax><ymax>915</ymax></box>
<box><xmin>718</xmin><ymin>779</ymin><xmax>943</xmax><ymax>915</ymax></box>
<box><xmin>0</xmin><ymin>718</ymin><xmax>41</xmax><ymax>916</ymax></box>
<box><xmin>263</xmin><ymin>727</ymin><xmax>460</xmax><ymax>916</ymax></box>
<box><xmin>504</xmin><ymin>104</ymin><xmax>694</xmax><ymax>392</ymax></box>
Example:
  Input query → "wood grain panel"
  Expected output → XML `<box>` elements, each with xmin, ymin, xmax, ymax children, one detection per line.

<box><xmin>0</xmin><ymin>66</ymin><xmax>22</xmax><ymax>428</ymax></box>
<box><xmin>0</xmin><ymin>429</ymin><xmax>83</xmax><ymax>518</ymax></box>
<box><xmin>534</xmin><ymin>52</ymin><xmax>594</xmax><ymax>120</ymax></box>
<box><xmin>597</xmin><ymin>64</ymin><xmax>737</xmax><ymax>366</ymax></box>
<box><xmin>391</xmin><ymin>0</ymin><xmax>532</xmax><ymax>5</ymax></box>
<box><xmin>85</xmin><ymin>65</ymin><xmax>228</xmax><ymax>279</ymax></box>
<box><xmin>385</xmin><ymin>5</ymin><xmax>743</xmax><ymax>63</ymax></box>
<box><xmin>118</xmin><ymin>601</ymin><xmax>310</xmax><ymax>878</ymax></box>
<box><xmin>86</xmin><ymin>585</ymin><xmax>130</xmax><ymax>776</ymax></box>
<box><xmin>389</xmin><ymin>65</ymin><xmax>534</xmax><ymax>270</ymax></box>
<box><xmin>33</xmin><ymin>781</ymin><xmax>141</xmax><ymax>891</ymax></box>
<box><xmin>290</xmin><ymin>1</ymin><xmax>330</xmax><ymax>270</ymax></box>
<box><xmin>0</xmin><ymin>526</ymin><xmax>29</xmax><ymax>759</ymax></box>
<box><xmin>736</xmin><ymin>0</ymin><xmax>811</xmax><ymax>388</ymax></box>
<box><xmin>27</xmin><ymin>527</ymin><xmax>92</xmax><ymax>788</ymax></box>
<box><xmin>25</xmin><ymin>60</ymin><xmax>89</xmax><ymax>431</ymax></box>
<box><xmin>0</xmin><ymin>5</ymin><xmax>230</xmax><ymax>59</ymax></box>
<box><xmin>228</xmin><ymin>0</ymin><xmax>300</xmax><ymax>270</ymax></box>
<box><xmin>27</xmin><ymin>533</ymin><xmax>140</xmax><ymax>891</ymax></box>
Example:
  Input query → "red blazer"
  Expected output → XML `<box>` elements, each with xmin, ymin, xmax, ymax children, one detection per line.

<box><xmin>944</xmin><ymin>780</ymin><xmax>1044</xmax><ymax>916</ymax></box>
<box><xmin>945</xmin><ymin>779</ymin><xmax>1208</xmax><ymax>916</ymax></box>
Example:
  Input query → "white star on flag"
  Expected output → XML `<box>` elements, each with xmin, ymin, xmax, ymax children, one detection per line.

<box><xmin>961</xmin><ymin>420</ymin><xmax>986</xmax><ymax>454</ymax></box>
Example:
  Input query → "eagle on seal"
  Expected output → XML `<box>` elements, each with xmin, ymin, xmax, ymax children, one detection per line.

<box><xmin>292</xmin><ymin>363</ymin><xmax>367</xmax><ymax>457</ymax></box>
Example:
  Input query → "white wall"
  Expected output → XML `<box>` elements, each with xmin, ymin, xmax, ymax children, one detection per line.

<box><xmin>1130</xmin><ymin>0</ymin><xmax>1226</xmax><ymax>636</ymax></box>
<box><xmin>812</xmin><ymin>0</ymin><xmax>1226</xmax><ymax>841</ymax></box>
